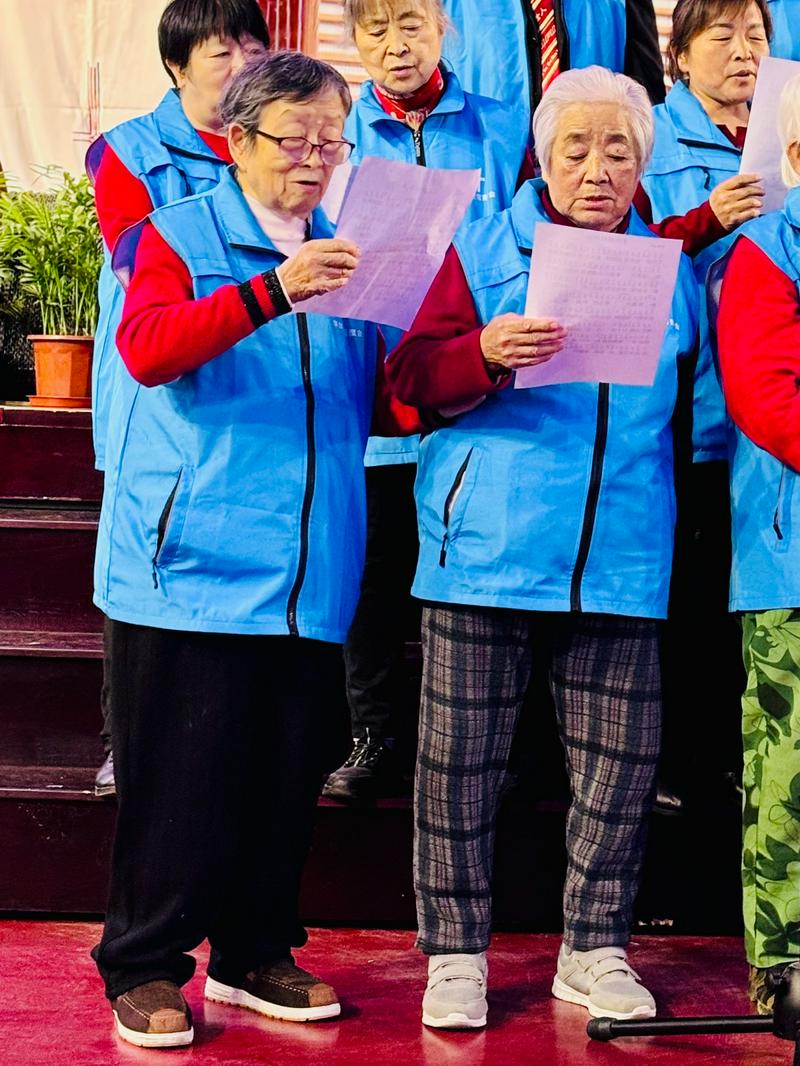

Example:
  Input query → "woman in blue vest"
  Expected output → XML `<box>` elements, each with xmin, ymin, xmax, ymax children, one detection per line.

<box><xmin>87</xmin><ymin>0</ymin><xmax>270</xmax><ymax>472</ymax></box>
<box><xmin>641</xmin><ymin>0</ymin><xmax>772</xmax><ymax>808</ymax></box>
<box><xmin>87</xmin><ymin>0</ymin><xmax>269</xmax><ymax>797</ymax></box>
<box><xmin>386</xmin><ymin>66</ymin><xmax>702</xmax><ymax>1028</ymax></box>
<box><xmin>716</xmin><ymin>73</ymin><xmax>800</xmax><ymax>1016</ymax></box>
<box><xmin>643</xmin><ymin>0</ymin><xmax>771</xmax><ymax>459</ymax></box>
<box><xmin>440</xmin><ymin>0</ymin><xmax>666</xmax><ymax>135</ymax></box>
<box><xmin>91</xmin><ymin>52</ymin><xmax>379</xmax><ymax>1050</ymax></box>
<box><xmin>322</xmin><ymin>0</ymin><xmax>529</xmax><ymax>805</ymax></box>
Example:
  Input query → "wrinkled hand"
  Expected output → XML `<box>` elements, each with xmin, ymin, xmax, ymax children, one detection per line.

<box><xmin>480</xmin><ymin>313</ymin><xmax>567</xmax><ymax>371</ymax></box>
<box><xmin>276</xmin><ymin>238</ymin><xmax>361</xmax><ymax>303</ymax></box>
<box><xmin>709</xmin><ymin>174</ymin><xmax>764</xmax><ymax>230</ymax></box>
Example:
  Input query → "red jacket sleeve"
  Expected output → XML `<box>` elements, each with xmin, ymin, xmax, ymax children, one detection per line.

<box><xmin>385</xmin><ymin>246</ymin><xmax>504</xmax><ymax>408</ymax></box>
<box><xmin>718</xmin><ymin>236</ymin><xmax>800</xmax><ymax>473</ymax></box>
<box><xmin>116</xmin><ymin>222</ymin><xmax>283</xmax><ymax>387</ymax></box>
<box><xmin>93</xmin><ymin>142</ymin><xmax>155</xmax><ymax>251</ymax></box>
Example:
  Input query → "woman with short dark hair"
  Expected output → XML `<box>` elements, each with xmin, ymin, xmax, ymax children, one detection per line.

<box><xmin>86</xmin><ymin>0</ymin><xmax>269</xmax><ymax>798</ymax></box>
<box><xmin>87</xmin><ymin>0</ymin><xmax>269</xmax><ymax>472</ymax></box>
<box><xmin>643</xmin><ymin>0</ymin><xmax>771</xmax><ymax>460</ymax></box>
<box><xmin>92</xmin><ymin>51</ymin><xmax>378</xmax><ymax>1050</ymax></box>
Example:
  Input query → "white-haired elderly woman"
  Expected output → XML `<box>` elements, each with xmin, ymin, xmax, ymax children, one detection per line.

<box><xmin>716</xmin><ymin>72</ymin><xmax>800</xmax><ymax>1016</ymax></box>
<box><xmin>386</xmin><ymin>65</ymin><xmax>703</xmax><ymax>1029</ymax></box>
<box><xmin>91</xmin><ymin>51</ymin><xmax>378</xmax><ymax>1049</ymax></box>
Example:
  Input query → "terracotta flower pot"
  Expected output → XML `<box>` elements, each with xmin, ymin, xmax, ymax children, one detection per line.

<box><xmin>27</xmin><ymin>335</ymin><xmax>93</xmax><ymax>409</ymax></box>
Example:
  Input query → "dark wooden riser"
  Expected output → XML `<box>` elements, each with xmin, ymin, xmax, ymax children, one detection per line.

<box><xmin>0</xmin><ymin>511</ymin><xmax>101</xmax><ymax>633</ymax></box>
<box><xmin>1</xmin><ymin>652</ymin><xmax>104</xmax><ymax>769</ymax></box>
<box><xmin>0</xmin><ymin>792</ymin><xmax>744</xmax><ymax>937</ymax></box>
<box><xmin>0</xmin><ymin>406</ymin><xmax>103</xmax><ymax>503</ymax></box>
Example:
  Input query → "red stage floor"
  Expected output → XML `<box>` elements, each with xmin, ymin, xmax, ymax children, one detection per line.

<box><xmin>0</xmin><ymin>923</ymin><xmax>790</xmax><ymax>1066</ymax></box>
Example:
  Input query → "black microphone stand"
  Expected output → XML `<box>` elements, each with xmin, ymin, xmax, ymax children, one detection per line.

<box><xmin>587</xmin><ymin>962</ymin><xmax>800</xmax><ymax>1064</ymax></box>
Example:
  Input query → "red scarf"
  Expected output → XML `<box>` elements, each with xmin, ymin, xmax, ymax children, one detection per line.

<box><xmin>372</xmin><ymin>67</ymin><xmax>445</xmax><ymax>131</ymax></box>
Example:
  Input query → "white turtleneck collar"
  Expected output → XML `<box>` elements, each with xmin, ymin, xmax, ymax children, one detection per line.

<box><xmin>244</xmin><ymin>192</ymin><xmax>308</xmax><ymax>258</ymax></box>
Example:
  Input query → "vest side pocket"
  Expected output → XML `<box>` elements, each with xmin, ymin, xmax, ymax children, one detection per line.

<box><xmin>151</xmin><ymin>465</ymin><xmax>194</xmax><ymax>587</ymax></box>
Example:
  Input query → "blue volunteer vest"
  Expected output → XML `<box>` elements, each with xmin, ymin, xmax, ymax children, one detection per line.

<box><xmin>347</xmin><ymin>70</ymin><xmax>528</xmax><ymax>466</ymax></box>
<box><xmin>411</xmin><ymin>180</ymin><xmax>699</xmax><ymax>619</ymax></box>
<box><xmin>719</xmin><ymin>188</ymin><xmax>800</xmax><ymax>611</ymax></box>
<box><xmin>441</xmin><ymin>0</ymin><xmax>626</xmax><ymax>126</ymax></box>
<box><xmin>643</xmin><ymin>80</ymin><xmax>744</xmax><ymax>463</ymax></box>
<box><xmin>95</xmin><ymin>169</ymin><xmax>378</xmax><ymax>640</ymax></box>
<box><xmin>86</xmin><ymin>89</ymin><xmax>228</xmax><ymax>470</ymax></box>
<box><xmin>769</xmin><ymin>0</ymin><xmax>800</xmax><ymax>61</ymax></box>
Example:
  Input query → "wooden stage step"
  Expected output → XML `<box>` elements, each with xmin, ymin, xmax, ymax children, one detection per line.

<box><xmin>0</xmin><ymin>763</ymin><xmax>745</xmax><ymax>937</ymax></box>
<box><xmin>0</xmin><ymin>405</ymin><xmax>103</xmax><ymax>503</ymax></box>
<box><xmin>0</xmin><ymin>628</ymin><xmax>103</xmax><ymax>657</ymax></box>
<box><xmin>0</xmin><ymin>507</ymin><xmax>101</xmax><ymax>632</ymax></box>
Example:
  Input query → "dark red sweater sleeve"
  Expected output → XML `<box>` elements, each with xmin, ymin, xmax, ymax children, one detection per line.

<box><xmin>93</xmin><ymin>142</ymin><xmax>155</xmax><ymax>252</ymax></box>
<box><xmin>117</xmin><ymin>222</ymin><xmax>282</xmax><ymax>387</ymax></box>
<box><xmin>634</xmin><ymin>184</ymin><xmax>727</xmax><ymax>255</ymax></box>
<box><xmin>386</xmin><ymin>245</ymin><xmax>503</xmax><ymax>408</ymax></box>
<box><xmin>718</xmin><ymin>236</ymin><xmax>800</xmax><ymax>473</ymax></box>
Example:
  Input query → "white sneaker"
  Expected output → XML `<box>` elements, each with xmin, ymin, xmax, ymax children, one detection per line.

<box><xmin>422</xmin><ymin>952</ymin><xmax>488</xmax><ymax>1029</ymax></box>
<box><xmin>552</xmin><ymin>944</ymin><xmax>656</xmax><ymax>1020</ymax></box>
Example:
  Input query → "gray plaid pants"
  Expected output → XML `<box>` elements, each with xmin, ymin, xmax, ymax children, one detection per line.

<box><xmin>414</xmin><ymin>604</ymin><xmax>661</xmax><ymax>954</ymax></box>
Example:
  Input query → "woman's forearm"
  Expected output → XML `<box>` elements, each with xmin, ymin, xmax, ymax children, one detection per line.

<box><xmin>116</xmin><ymin>224</ymin><xmax>284</xmax><ymax>387</ymax></box>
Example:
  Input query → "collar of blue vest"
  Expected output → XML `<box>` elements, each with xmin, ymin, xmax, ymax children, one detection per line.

<box><xmin>785</xmin><ymin>185</ymin><xmax>800</xmax><ymax>230</ymax></box>
<box><xmin>661</xmin><ymin>80</ymin><xmax>743</xmax><ymax>155</ymax></box>
<box><xmin>510</xmin><ymin>178</ymin><xmax>653</xmax><ymax>253</ymax></box>
<box><xmin>210</xmin><ymin>166</ymin><xmax>334</xmax><ymax>254</ymax></box>
<box><xmin>359</xmin><ymin>68</ymin><xmax>467</xmax><ymax>127</ymax></box>
<box><xmin>154</xmin><ymin>88</ymin><xmax>224</xmax><ymax>162</ymax></box>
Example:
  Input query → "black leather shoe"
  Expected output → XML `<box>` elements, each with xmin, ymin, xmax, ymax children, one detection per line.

<box><xmin>653</xmin><ymin>781</ymin><xmax>685</xmax><ymax>816</ymax></box>
<box><xmin>321</xmin><ymin>732</ymin><xmax>402</xmax><ymax>803</ymax></box>
<box><xmin>94</xmin><ymin>750</ymin><xmax>116</xmax><ymax>797</ymax></box>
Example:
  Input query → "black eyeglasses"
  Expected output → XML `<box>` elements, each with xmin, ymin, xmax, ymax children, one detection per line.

<box><xmin>254</xmin><ymin>130</ymin><xmax>354</xmax><ymax>165</ymax></box>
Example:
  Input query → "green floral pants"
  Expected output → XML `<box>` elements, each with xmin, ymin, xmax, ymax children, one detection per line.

<box><xmin>742</xmin><ymin>609</ymin><xmax>800</xmax><ymax>967</ymax></box>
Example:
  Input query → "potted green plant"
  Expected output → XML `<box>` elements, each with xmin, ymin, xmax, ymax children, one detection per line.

<box><xmin>0</xmin><ymin>168</ymin><xmax>102</xmax><ymax>408</ymax></box>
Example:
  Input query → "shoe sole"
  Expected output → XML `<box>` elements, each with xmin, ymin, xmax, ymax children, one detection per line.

<box><xmin>422</xmin><ymin>1011</ymin><xmax>487</xmax><ymax>1030</ymax></box>
<box><xmin>204</xmin><ymin>976</ymin><xmax>341</xmax><ymax>1022</ymax></box>
<box><xmin>114</xmin><ymin>1012</ymin><xmax>193</xmax><ymax>1048</ymax></box>
<box><xmin>94</xmin><ymin>784</ymin><xmax>116</xmax><ymax>798</ymax></box>
<box><xmin>320</xmin><ymin>785</ymin><xmax>374</xmax><ymax>805</ymax></box>
<box><xmin>551</xmin><ymin>976</ymin><xmax>656</xmax><ymax>1020</ymax></box>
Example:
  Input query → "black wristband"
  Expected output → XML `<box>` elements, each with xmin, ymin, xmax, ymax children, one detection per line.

<box><xmin>262</xmin><ymin>268</ymin><xmax>292</xmax><ymax>316</ymax></box>
<box><xmin>238</xmin><ymin>278</ymin><xmax>267</xmax><ymax>328</ymax></box>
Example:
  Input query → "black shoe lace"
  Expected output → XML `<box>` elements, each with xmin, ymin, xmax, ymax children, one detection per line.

<box><xmin>342</xmin><ymin>735</ymin><xmax>385</xmax><ymax>770</ymax></box>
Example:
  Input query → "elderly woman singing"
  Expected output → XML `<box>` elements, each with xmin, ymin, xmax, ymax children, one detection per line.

<box><xmin>387</xmin><ymin>66</ymin><xmax>703</xmax><ymax>1028</ymax></box>
<box><xmin>91</xmin><ymin>52</ymin><xmax>377</xmax><ymax>1049</ymax></box>
<box><xmin>716</xmin><ymin>73</ymin><xmax>800</xmax><ymax>1015</ymax></box>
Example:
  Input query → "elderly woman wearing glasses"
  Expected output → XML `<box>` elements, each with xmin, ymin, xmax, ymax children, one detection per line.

<box><xmin>91</xmin><ymin>52</ymin><xmax>378</xmax><ymax>1050</ymax></box>
<box><xmin>716</xmin><ymin>73</ymin><xmax>800</xmax><ymax>1015</ymax></box>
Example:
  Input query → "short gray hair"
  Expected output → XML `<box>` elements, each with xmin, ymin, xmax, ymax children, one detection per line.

<box><xmin>533</xmin><ymin>66</ymin><xmax>655</xmax><ymax>176</ymax></box>
<box><xmin>343</xmin><ymin>0</ymin><xmax>447</xmax><ymax>37</ymax></box>
<box><xmin>219</xmin><ymin>50</ymin><xmax>351</xmax><ymax>139</ymax></box>
<box><xmin>779</xmin><ymin>73</ymin><xmax>800</xmax><ymax>189</ymax></box>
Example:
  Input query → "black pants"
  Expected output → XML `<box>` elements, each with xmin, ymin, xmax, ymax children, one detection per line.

<box><xmin>93</xmin><ymin>620</ymin><xmax>340</xmax><ymax>1000</ymax></box>
<box><xmin>100</xmin><ymin>616</ymin><xmax>112</xmax><ymax>753</ymax></box>
<box><xmin>342</xmin><ymin>463</ymin><xmax>420</xmax><ymax>739</ymax></box>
